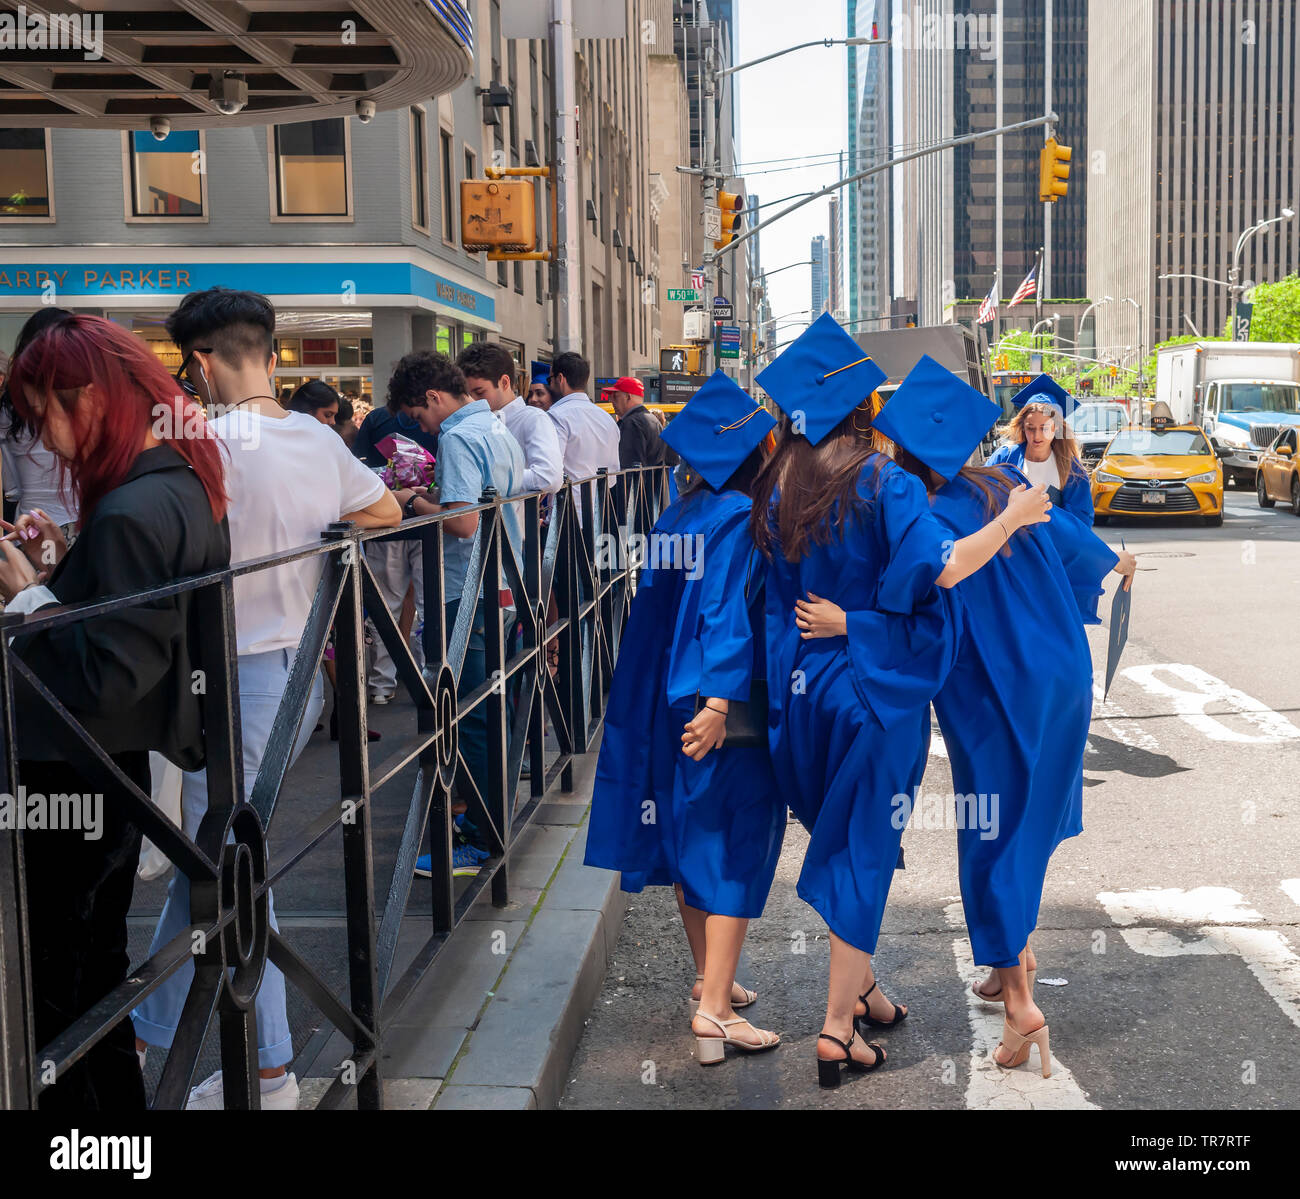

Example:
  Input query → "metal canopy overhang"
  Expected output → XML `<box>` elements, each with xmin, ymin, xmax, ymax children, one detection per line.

<box><xmin>0</xmin><ymin>0</ymin><xmax>473</xmax><ymax>128</ymax></box>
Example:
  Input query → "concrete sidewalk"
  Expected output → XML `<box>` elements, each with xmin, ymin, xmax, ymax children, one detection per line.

<box><xmin>294</xmin><ymin>738</ymin><xmax>625</xmax><ymax>1110</ymax></box>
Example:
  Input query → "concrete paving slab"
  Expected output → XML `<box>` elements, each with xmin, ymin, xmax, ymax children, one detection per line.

<box><xmin>434</xmin><ymin>1084</ymin><xmax>537</xmax><ymax>1110</ymax></box>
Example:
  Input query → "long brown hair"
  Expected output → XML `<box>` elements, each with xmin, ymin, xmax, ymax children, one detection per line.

<box><xmin>1002</xmin><ymin>401</ymin><xmax>1087</xmax><ymax>487</ymax></box>
<box><xmin>750</xmin><ymin>397</ymin><xmax>889</xmax><ymax>562</ymax></box>
<box><xmin>891</xmin><ymin>448</ymin><xmax>1017</xmax><ymax>556</ymax></box>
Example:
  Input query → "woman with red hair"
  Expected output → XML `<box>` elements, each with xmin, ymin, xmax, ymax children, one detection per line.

<box><xmin>0</xmin><ymin>312</ymin><xmax>230</xmax><ymax>1111</ymax></box>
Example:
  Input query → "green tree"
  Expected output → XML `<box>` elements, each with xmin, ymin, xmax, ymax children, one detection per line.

<box><xmin>1244</xmin><ymin>274</ymin><xmax>1300</xmax><ymax>342</ymax></box>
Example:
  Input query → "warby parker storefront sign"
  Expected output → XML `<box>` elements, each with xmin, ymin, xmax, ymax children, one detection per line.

<box><xmin>0</xmin><ymin>261</ymin><xmax>495</xmax><ymax>321</ymax></box>
<box><xmin>0</xmin><ymin>267</ymin><xmax>195</xmax><ymax>294</ymax></box>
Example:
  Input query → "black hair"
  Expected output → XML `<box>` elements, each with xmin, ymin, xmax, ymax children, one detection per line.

<box><xmin>1</xmin><ymin>306</ymin><xmax>74</xmax><ymax>440</ymax></box>
<box><xmin>165</xmin><ymin>287</ymin><xmax>275</xmax><ymax>369</ymax></box>
<box><xmin>457</xmin><ymin>342</ymin><xmax>517</xmax><ymax>389</ymax></box>
<box><xmin>386</xmin><ymin>351</ymin><xmax>467</xmax><ymax>412</ymax></box>
<box><xmin>551</xmin><ymin>350</ymin><xmax>590</xmax><ymax>392</ymax></box>
<box><xmin>334</xmin><ymin>394</ymin><xmax>354</xmax><ymax>424</ymax></box>
<box><xmin>681</xmin><ymin>444</ymin><xmax>765</xmax><ymax>501</ymax></box>
<box><xmin>288</xmin><ymin>379</ymin><xmax>341</xmax><ymax>417</ymax></box>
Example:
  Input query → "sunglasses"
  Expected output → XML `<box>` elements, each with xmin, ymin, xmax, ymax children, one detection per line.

<box><xmin>174</xmin><ymin>347</ymin><xmax>214</xmax><ymax>399</ymax></box>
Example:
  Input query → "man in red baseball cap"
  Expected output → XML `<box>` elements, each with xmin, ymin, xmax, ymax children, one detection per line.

<box><xmin>609</xmin><ymin>375</ymin><xmax>676</xmax><ymax>470</ymax></box>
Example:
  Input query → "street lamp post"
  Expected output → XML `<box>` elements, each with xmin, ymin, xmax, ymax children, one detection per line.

<box><xmin>1120</xmin><ymin>297</ymin><xmax>1143</xmax><ymax>399</ymax></box>
<box><xmin>1076</xmin><ymin>296</ymin><xmax>1112</xmax><ymax>391</ymax></box>
<box><xmin>1229</xmin><ymin>207</ymin><xmax>1296</xmax><ymax>339</ymax></box>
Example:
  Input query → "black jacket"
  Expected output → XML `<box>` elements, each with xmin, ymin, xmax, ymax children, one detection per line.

<box><xmin>11</xmin><ymin>446</ymin><xmax>231</xmax><ymax>771</ymax></box>
<box><xmin>618</xmin><ymin>404</ymin><xmax>677</xmax><ymax>470</ymax></box>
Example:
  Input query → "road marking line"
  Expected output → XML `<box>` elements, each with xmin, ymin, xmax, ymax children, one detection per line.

<box><xmin>942</xmin><ymin>902</ymin><xmax>1099</xmax><ymax>1110</ymax></box>
<box><xmin>1281</xmin><ymin>879</ymin><xmax>1300</xmax><ymax>909</ymax></box>
<box><xmin>1091</xmin><ymin>681</ymin><xmax>1161</xmax><ymax>752</ymax></box>
<box><xmin>1120</xmin><ymin>663</ymin><xmax>1300</xmax><ymax>743</ymax></box>
<box><xmin>1098</xmin><ymin>888</ymin><xmax>1300</xmax><ymax>1032</ymax></box>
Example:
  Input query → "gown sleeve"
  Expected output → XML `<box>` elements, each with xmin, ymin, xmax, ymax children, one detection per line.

<box><xmin>874</xmin><ymin>464</ymin><xmax>952</xmax><ymax>615</ymax></box>
<box><xmin>842</xmin><ymin>464</ymin><xmax>964</xmax><ymax>730</ymax></box>
<box><xmin>1060</xmin><ymin>461</ymin><xmax>1096</xmax><ymax>524</ymax></box>
<box><xmin>694</xmin><ymin>501</ymin><xmax>759</xmax><ymax>703</ymax></box>
<box><xmin>985</xmin><ymin>444</ymin><xmax>1014</xmax><ymax>467</ymax></box>
<box><xmin>1041</xmin><ymin>504</ymin><xmax>1119</xmax><ymax>625</ymax></box>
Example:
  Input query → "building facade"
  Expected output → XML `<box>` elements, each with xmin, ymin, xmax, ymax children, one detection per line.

<box><xmin>1088</xmin><ymin>0</ymin><xmax>1300</xmax><ymax>357</ymax></box>
<box><xmin>0</xmin><ymin>1</ymin><xmax>672</xmax><ymax>395</ymax></box>
<box><xmin>811</xmin><ymin>234</ymin><xmax>830</xmax><ymax>315</ymax></box>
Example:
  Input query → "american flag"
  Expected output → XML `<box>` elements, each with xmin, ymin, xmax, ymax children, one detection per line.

<box><xmin>691</xmin><ymin>269</ymin><xmax>705</xmax><ymax>291</ymax></box>
<box><xmin>1006</xmin><ymin>264</ymin><xmax>1038</xmax><ymax>308</ymax></box>
<box><xmin>976</xmin><ymin>275</ymin><xmax>999</xmax><ymax>325</ymax></box>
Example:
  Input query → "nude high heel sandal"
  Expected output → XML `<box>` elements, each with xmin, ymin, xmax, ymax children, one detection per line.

<box><xmin>993</xmin><ymin>1018</ymin><xmax>1051</xmax><ymax>1077</ymax></box>
<box><xmin>692</xmin><ymin>1011</ymin><xmax>779</xmax><ymax>1065</ymax></box>
<box><xmin>971</xmin><ymin>968</ymin><xmax>1036</xmax><ymax>1005</ymax></box>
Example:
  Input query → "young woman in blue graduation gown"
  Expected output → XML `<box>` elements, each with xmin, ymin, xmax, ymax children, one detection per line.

<box><xmin>987</xmin><ymin>400</ymin><xmax>1094</xmax><ymax>523</ymax></box>
<box><xmin>798</xmin><ymin>363</ymin><xmax>1135</xmax><ymax>1076</ymax></box>
<box><xmin>752</xmin><ymin>399</ymin><xmax>1052</xmax><ymax>1086</ymax></box>
<box><xmin>585</xmin><ymin>380</ymin><xmax>786</xmax><ymax>1064</ymax></box>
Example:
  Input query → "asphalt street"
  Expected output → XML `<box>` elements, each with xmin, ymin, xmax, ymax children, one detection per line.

<box><xmin>561</xmin><ymin>486</ymin><xmax>1300</xmax><ymax>1110</ymax></box>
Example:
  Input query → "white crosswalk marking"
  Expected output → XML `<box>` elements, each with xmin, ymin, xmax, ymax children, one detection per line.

<box><xmin>1120</xmin><ymin>664</ymin><xmax>1300</xmax><ymax>743</ymax></box>
<box><xmin>1091</xmin><ymin>680</ymin><xmax>1161</xmax><ymax>751</ymax></box>
<box><xmin>1280</xmin><ymin>879</ymin><xmax>1300</xmax><ymax>909</ymax></box>
<box><xmin>1098</xmin><ymin>887</ymin><xmax>1300</xmax><ymax>1032</ymax></box>
<box><xmin>942</xmin><ymin>902</ymin><xmax>1099</xmax><ymax>1110</ymax></box>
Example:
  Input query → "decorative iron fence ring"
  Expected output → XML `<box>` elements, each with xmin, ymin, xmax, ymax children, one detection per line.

<box><xmin>534</xmin><ymin>600</ymin><xmax>548</xmax><ymax>696</ymax></box>
<box><xmin>432</xmin><ymin>664</ymin><xmax>459</xmax><ymax>791</ymax></box>
<box><xmin>219</xmin><ymin>806</ymin><xmax>270</xmax><ymax>1008</ymax></box>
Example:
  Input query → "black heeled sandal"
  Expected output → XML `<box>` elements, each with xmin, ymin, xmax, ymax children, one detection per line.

<box><xmin>856</xmin><ymin>980</ymin><xmax>908</xmax><ymax>1030</ymax></box>
<box><xmin>816</xmin><ymin>1031</ymin><xmax>884</xmax><ymax>1088</ymax></box>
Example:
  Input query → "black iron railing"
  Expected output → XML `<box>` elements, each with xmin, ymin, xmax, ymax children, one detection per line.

<box><xmin>0</xmin><ymin>464</ymin><xmax>670</xmax><ymax>1109</ymax></box>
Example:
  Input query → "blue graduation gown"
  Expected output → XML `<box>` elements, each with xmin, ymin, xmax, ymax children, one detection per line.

<box><xmin>584</xmin><ymin>488</ymin><xmax>785</xmax><ymax>919</ymax></box>
<box><xmin>766</xmin><ymin>456</ymin><xmax>962</xmax><ymax>954</ymax></box>
<box><xmin>928</xmin><ymin>466</ymin><xmax>1117</xmax><ymax>968</ymax></box>
<box><xmin>986</xmin><ymin>442</ymin><xmax>1095</xmax><ymax>524</ymax></box>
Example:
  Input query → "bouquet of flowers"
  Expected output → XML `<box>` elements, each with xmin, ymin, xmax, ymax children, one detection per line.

<box><xmin>375</xmin><ymin>434</ymin><xmax>436</xmax><ymax>491</ymax></box>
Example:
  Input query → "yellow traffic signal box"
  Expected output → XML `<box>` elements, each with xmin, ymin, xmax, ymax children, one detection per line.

<box><xmin>1038</xmin><ymin>137</ymin><xmax>1072</xmax><ymax>203</ymax></box>
<box><xmin>461</xmin><ymin>179</ymin><xmax>537</xmax><ymax>252</ymax></box>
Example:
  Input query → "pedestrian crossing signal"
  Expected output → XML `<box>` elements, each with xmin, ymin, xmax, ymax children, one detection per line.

<box><xmin>1038</xmin><ymin>138</ymin><xmax>1072</xmax><ymax>203</ymax></box>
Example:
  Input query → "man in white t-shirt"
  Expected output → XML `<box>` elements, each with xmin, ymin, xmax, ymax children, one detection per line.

<box><xmin>546</xmin><ymin>351</ymin><xmax>620</xmax><ymax>484</ymax></box>
<box><xmin>130</xmin><ymin>288</ymin><xmax>400</xmax><ymax>1111</ymax></box>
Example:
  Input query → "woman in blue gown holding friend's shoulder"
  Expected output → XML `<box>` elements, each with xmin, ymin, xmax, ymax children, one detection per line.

<box><xmin>799</xmin><ymin>355</ymin><xmax>1136</xmax><ymax>1077</ymax></box>
<box><xmin>751</xmin><ymin>316</ymin><xmax>1052</xmax><ymax>1087</ymax></box>
<box><xmin>585</xmin><ymin>371</ymin><xmax>787</xmax><ymax>1066</ymax></box>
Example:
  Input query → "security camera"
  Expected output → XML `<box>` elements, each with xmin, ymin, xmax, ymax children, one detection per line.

<box><xmin>356</xmin><ymin>98</ymin><xmax>376</xmax><ymax>124</ymax></box>
<box><xmin>209</xmin><ymin>70</ymin><xmax>248</xmax><ymax>116</ymax></box>
<box><xmin>149</xmin><ymin>115</ymin><xmax>171</xmax><ymax>142</ymax></box>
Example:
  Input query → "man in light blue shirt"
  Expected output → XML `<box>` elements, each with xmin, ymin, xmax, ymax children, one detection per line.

<box><xmin>389</xmin><ymin>352</ymin><xmax>525</xmax><ymax>867</ymax></box>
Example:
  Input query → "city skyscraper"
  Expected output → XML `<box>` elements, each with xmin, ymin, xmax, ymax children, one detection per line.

<box><xmin>847</xmin><ymin>0</ymin><xmax>892</xmax><ymax>326</ymax></box>
<box><xmin>829</xmin><ymin>192</ymin><xmax>844</xmax><ymax>317</ymax></box>
<box><xmin>1089</xmin><ymin>0</ymin><xmax>1300</xmax><ymax>357</ymax></box>
<box><xmin>885</xmin><ymin>0</ymin><xmax>1089</xmax><ymax>330</ymax></box>
<box><xmin>811</xmin><ymin>233</ymin><xmax>830</xmax><ymax>315</ymax></box>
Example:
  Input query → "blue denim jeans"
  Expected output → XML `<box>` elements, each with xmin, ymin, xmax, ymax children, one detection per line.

<box><xmin>131</xmin><ymin>648</ymin><xmax>324</xmax><ymax>1070</ymax></box>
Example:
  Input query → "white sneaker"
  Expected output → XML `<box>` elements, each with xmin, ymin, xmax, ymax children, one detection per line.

<box><xmin>369</xmin><ymin>691</ymin><xmax>394</xmax><ymax>706</ymax></box>
<box><xmin>185</xmin><ymin>1069</ymin><xmax>300</xmax><ymax>1110</ymax></box>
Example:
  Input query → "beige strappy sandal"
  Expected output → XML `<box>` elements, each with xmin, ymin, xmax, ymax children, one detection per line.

<box><xmin>689</xmin><ymin>974</ymin><xmax>757</xmax><ymax>1014</ymax></box>
<box><xmin>692</xmin><ymin>1010</ymin><xmax>780</xmax><ymax>1065</ymax></box>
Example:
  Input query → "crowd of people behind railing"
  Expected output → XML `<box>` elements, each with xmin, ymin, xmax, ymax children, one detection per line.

<box><xmin>0</xmin><ymin>288</ymin><xmax>677</xmax><ymax>1112</ymax></box>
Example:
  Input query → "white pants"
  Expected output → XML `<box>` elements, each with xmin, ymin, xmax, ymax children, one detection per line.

<box><xmin>365</xmin><ymin>538</ymin><xmax>424</xmax><ymax>696</ymax></box>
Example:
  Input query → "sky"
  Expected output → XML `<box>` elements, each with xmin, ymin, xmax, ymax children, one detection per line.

<box><xmin>733</xmin><ymin>0</ymin><xmax>849</xmax><ymax>346</ymax></box>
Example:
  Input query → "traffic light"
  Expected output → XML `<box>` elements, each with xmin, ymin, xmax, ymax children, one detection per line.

<box><xmin>714</xmin><ymin>189</ymin><xmax>744</xmax><ymax>249</ymax></box>
<box><xmin>1038</xmin><ymin>137</ymin><xmax>1072</xmax><ymax>203</ymax></box>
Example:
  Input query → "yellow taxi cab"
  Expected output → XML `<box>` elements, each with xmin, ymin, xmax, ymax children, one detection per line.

<box><xmin>596</xmin><ymin>397</ymin><xmax>685</xmax><ymax>423</ymax></box>
<box><xmin>1091</xmin><ymin>422</ymin><xmax>1225</xmax><ymax>527</ymax></box>
<box><xmin>1255</xmin><ymin>426</ymin><xmax>1300</xmax><ymax>514</ymax></box>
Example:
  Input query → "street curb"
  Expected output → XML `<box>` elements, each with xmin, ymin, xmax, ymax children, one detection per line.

<box><xmin>431</xmin><ymin>767</ymin><xmax>629</xmax><ymax>1109</ymax></box>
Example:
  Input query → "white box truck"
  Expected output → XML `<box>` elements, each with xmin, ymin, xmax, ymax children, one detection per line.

<box><xmin>1155</xmin><ymin>341</ymin><xmax>1300</xmax><ymax>486</ymax></box>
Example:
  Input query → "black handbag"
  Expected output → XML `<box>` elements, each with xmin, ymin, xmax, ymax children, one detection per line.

<box><xmin>693</xmin><ymin>545</ymin><xmax>768</xmax><ymax>749</ymax></box>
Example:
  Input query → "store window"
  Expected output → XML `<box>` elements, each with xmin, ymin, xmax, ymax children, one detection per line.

<box><xmin>272</xmin><ymin>119</ymin><xmax>351</xmax><ymax>218</ymax></box>
<box><xmin>410</xmin><ymin>106</ymin><xmax>429</xmax><ymax>232</ymax></box>
<box><xmin>440</xmin><ymin>128</ymin><xmax>455</xmax><ymax>242</ymax></box>
<box><xmin>436</xmin><ymin>321</ymin><xmax>454</xmax><ymax>356</ymax></box>
<box><xmin>0</xmin><ymin>128</ymin><xmax>53</xmax><ymax>220</ymax></box>
<box><xmin>126</xmin><ymin>129</ymin><xmax>204</xmax><ymax>219</ymax></box>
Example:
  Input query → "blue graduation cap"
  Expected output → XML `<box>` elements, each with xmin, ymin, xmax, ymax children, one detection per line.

<box><xmin>873</xmin><ymin>354</ymin><xmax>1002</xmax><ymax>482</ymax></box>
<box><xmin>755</xmin><ymin>311</ymin><xmax>887</xmax><ymax>445</ymax></box>
<box><xmin>1011</xmin><ymin>373</ymin><xmax>1077</xmax><ymax>421</ymax></box>
<box><xmin>660</xmin><ymin>369</ymin><xmax>776</xmax><ymax>491</ymax></box>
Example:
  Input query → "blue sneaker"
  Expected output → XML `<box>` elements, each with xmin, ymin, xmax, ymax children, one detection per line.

<box><xmin>415</xmin><ymin>845</ymin><xmax>487</xmax><ymax>878</ymax></box>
